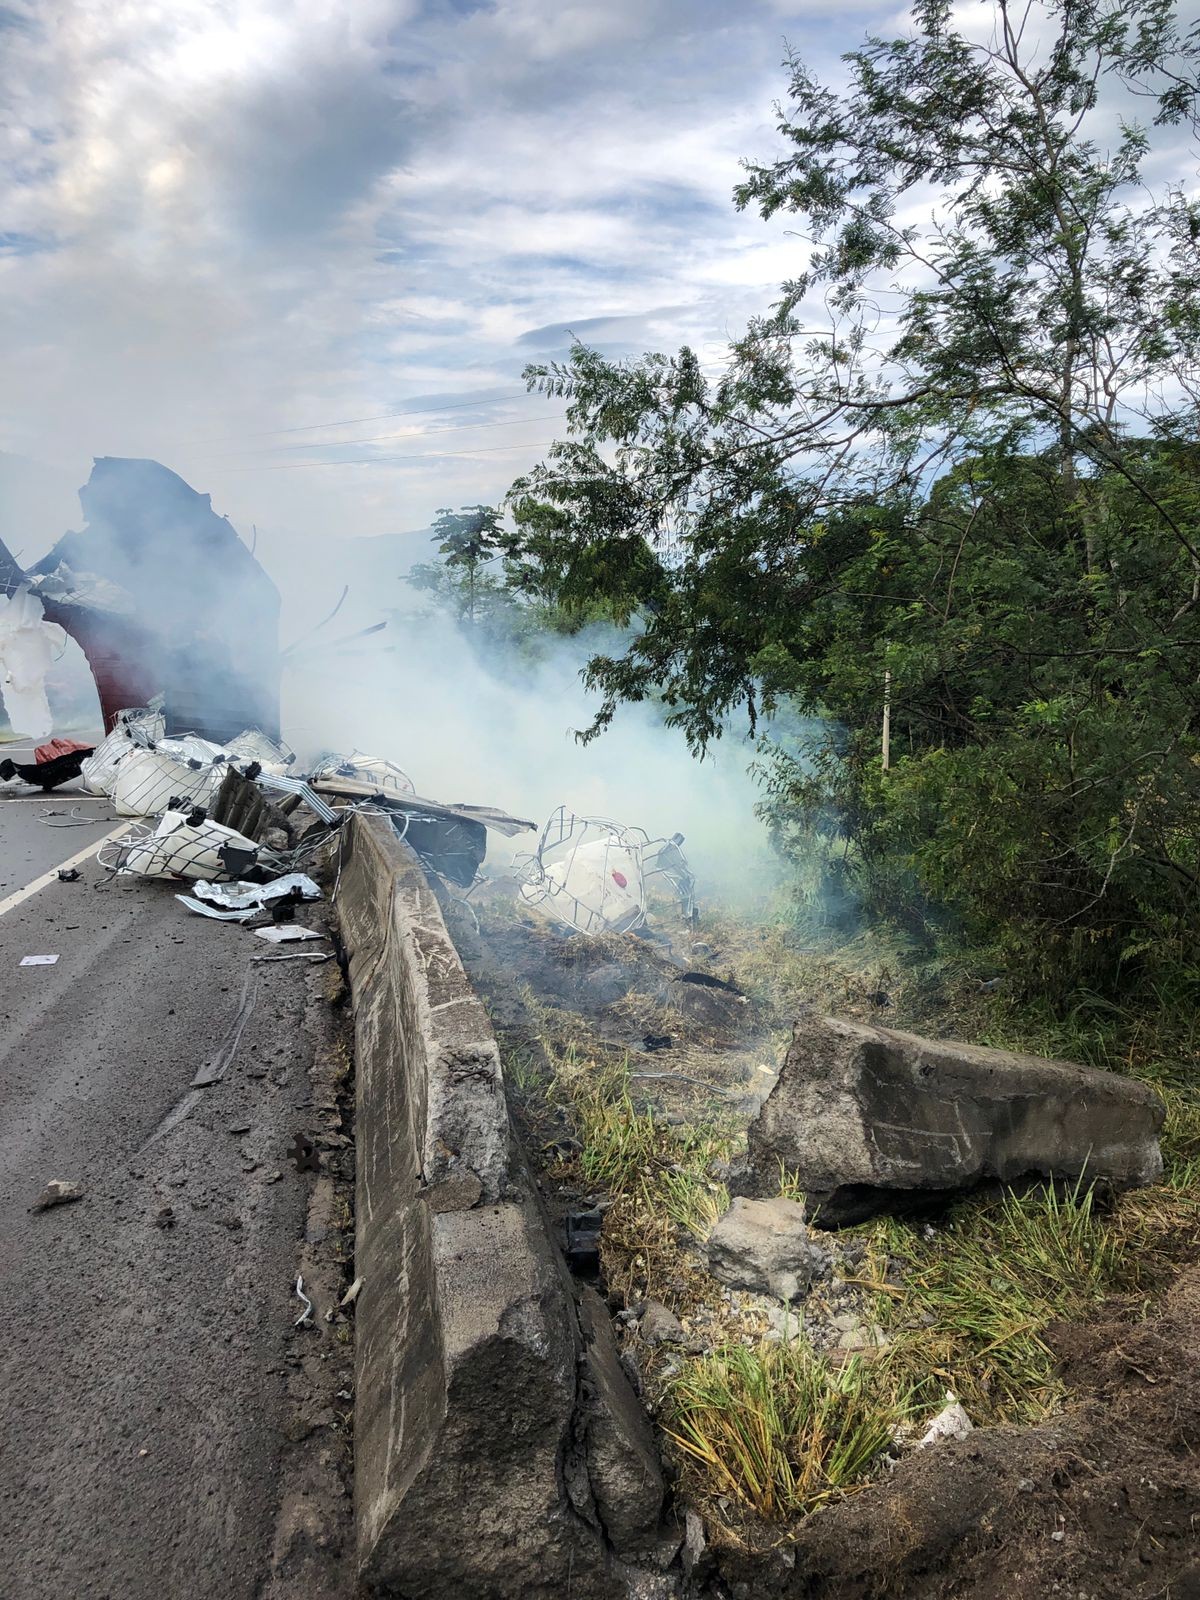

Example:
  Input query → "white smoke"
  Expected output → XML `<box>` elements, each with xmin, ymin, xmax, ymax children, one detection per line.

<box><xmin>278</xmin><ymin>582</ymin><xmax>778</xmax><ymax>907</ymax></box>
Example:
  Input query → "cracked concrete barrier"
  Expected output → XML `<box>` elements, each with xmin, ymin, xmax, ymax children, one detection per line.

<box><xmin>335</xmin><ymin>816</ymin><xmax>671</xmax><ymax>1599</ymax></box>
<box><xmin>747</xmin><ymin>1013</ymin><xmax>1166</xmax><ymax>1225</ymax></box>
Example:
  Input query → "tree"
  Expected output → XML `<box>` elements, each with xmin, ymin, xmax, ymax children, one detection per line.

<box><xmin>505</xmin><ymin>0</ymin><xmax>1200</xmax><ymax>989</ymax></box>
<box><xmin>421</xmin><ymin>504</ymin><xmax>506</xmax><ymax>625</ymax></box>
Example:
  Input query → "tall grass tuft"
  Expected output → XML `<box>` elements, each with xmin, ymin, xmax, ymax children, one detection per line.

<box><xmin>666</xmin><ymin>1342</ymin><xmax>903</xmax><ymax>1520</ymax></box>
<box><xmin>868</xmin><ymin>1180</ymin><xmax>1138</xmax><ymax>1423</ymax></box>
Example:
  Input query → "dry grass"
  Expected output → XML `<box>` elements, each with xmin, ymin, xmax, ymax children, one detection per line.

<box><xmin>666</xmin><ymin>1342</ymin><xmax>905</xmax><ymax>1522</ymax></box>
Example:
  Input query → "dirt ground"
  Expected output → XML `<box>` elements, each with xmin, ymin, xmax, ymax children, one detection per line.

<box><xmin>708</xmin><ymin>1262</ymin><xmax>1200</xmax><ymax>1600</ymax></box>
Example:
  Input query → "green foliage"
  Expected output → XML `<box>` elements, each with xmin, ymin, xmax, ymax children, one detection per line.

<box><xmin>503</xmin><ymin>0</ymin><xmax>1200</xmax><ymax>994</ymax></box>
<box><xmin>867</xmin><ymin>1183</ymin><xmax>1132</xmax><ymax>1424</ymax></box>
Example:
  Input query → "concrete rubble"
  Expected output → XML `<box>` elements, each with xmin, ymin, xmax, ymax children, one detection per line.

<box><xmin>747</xmin><ymin>1013</ymin><xmax>1166</xmax><ymax>1224</ymax></box>
<box><xmin>705</xmin><ymin>1196</ymin><xmax>825</xmax><ymax>1301</ymax></box>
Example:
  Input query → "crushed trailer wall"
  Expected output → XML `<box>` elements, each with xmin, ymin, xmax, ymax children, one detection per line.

<box><xmin>335</xmin><ymin>815</ymin><xmax>671</xmax><ymax>1600</ymax></box>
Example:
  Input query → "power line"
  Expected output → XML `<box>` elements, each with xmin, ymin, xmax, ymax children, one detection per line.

<box><xmin>224</xmin><ymin>439</ymin><xmax>563</xmax><ymax>471</ymax></box>
<box><xmin>207</xmin><ymin>411</ymin><xmax>570</xmax><ymax>458</ymax></box>
<box><xmin>198</xmin><ymin>388</ymin><xmax>535</xmax><ymax>442</ymax></box>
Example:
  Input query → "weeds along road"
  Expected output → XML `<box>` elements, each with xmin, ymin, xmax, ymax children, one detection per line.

<box><xmin>0</xmin><ymin>770</ymin><xmax>336</xmax><ymax>1599</ymax></box>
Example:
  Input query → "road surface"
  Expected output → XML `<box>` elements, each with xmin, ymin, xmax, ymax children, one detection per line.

<box><xmin>0</xmin><ymin>770</ymin><xmax>347</xmax><ymax>1598</ymax></box>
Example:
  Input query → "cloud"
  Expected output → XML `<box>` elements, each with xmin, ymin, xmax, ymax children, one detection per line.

<box><xmin>14</xmin><ymin>0</ymin><xmax>1185</xmax><ymax>573</ymax></box>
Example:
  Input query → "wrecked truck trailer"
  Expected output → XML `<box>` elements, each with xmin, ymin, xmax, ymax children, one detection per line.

<box><xmin>24</xmin><ymin>457</ymin><xmax>281</xmax><ymax>742</ymax></box>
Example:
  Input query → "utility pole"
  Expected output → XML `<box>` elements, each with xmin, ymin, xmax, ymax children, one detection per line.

<box><xmin>882</xmin><ymin>666</ymin><xmax>891</xmax><ymax>772</ymax></box>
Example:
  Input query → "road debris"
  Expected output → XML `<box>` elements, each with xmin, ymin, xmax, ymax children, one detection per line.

<box><xmin>20</xmin><ymin>953</ymin><xmax>60</xmax><ymax>966</ymax></box>
<box><xmin>56</xmin><ymin>867</ymin><xmax>81</xmax><ymax>882</ymax></box>
<box><xmin>31</xmin><ymin>1179</ymin><xmax>84</xmax><ymax>1211</ymax></box>
<box><xmin>175</xmin><ymin>872</ymin><xmax>321</xmax><ymax>921</ymax></box>
<box><xmin>293</xmin><ymin>1275</ymin><xmax>314</xmax><ymax>1328</ymax></box>
<box><xmin>916</xmin><ymin>1393</ymin><xmax>973</xmax><ymax>1449</ymax></box>
<box><xmin>339</xmin><ymin>1276</ymin><xmax>364</xmax><ymax>1308</ymax></box>
<box><xmin>254</xmin><ymin>925</ymin><xmax>324</xmax><ymax>944</ymax></box>
<box><xmin>1</xmin><ymin>741</ymin><xmax>96</xmax><ymax>791</ymax></box>
<box><xmin>103</xmin><ymin>808</ymin><xmax>271</xmax><ymax>881</ymax></box>
<box><xmin>290</xmin><ymin>1133</ymin><xmax>320</xmax><ymax>1172</ymax></box>
<box><xmin>514</xmin><ymin>806</ymin><xmax>696</xmax><ymax>935</ymax></box>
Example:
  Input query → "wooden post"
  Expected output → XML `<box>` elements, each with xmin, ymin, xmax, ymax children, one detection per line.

<box><xmin>882</xmin><ymin>667</ymin><xmax>891</xmax><ymax>772</ymax></box>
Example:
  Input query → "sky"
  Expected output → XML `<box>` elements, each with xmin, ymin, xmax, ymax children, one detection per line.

<box><xmin>0</xmin><ymin>0</ymin><xmax>897</xmax><ymax>556</ymax></box>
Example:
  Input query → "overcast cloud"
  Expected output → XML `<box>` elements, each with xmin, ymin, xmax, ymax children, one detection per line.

<box><xmin>2</xmin><ymin>0</ymin><xmax>1195</xmax><ymax>564</ymax></box>
<box><xmin>0</xmin><ymin>0</ymin><xmax>905</xmax><ymax>553</ymax></box>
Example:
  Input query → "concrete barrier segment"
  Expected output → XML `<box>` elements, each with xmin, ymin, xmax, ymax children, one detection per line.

<box><xmin>334</xmin><ymin>815</ymin><xmax>670</xmax><ymax>1599</ymax></box>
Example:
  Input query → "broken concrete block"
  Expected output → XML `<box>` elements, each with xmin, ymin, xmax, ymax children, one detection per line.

<box><xmin>577</xmin><ymin>1288</ymin><xmax>670</xmax><ymax>1568</ymax></box>
<box><xmin>748</xmin><ymin>1015</ymin><xmax>1165</xmax><ymax>1225</ymax></box>
<box><xmin>705</xmin><ymin>1197</ymin><xmax>822</xmax><ymax>1301</ymax></box>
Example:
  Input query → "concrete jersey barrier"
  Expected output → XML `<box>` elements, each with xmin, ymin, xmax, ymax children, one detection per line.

<box><xmin>335</xmin><ymin>815</ymin><xmax>671</xmax><ymax>1600</ymax></box>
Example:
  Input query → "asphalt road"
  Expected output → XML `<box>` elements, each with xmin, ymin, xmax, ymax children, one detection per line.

<box><xmin>0</xmin><ymin>774</ymin><xmax>334</xmax><ymax>1599</ymax></box>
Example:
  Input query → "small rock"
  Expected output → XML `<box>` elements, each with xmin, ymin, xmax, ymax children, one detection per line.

<box><xmin>153</xmin><ymin>1206</ymin><xmax>176</xmax><ymax>1230</ymax></box>
<box><xmin>640</xmin><ymin>1299</ymin><xmax>688</xmax><ymax>1346</ymax></box>
<box><xmin>31</xmin><ymin>1179</ymin><xmax>84</xmax><ymax>1212</ymax></box>
<box><xmin>706</xmin><ymin>1197</ymin><xmax>820</xmax><ymax>1300</ymax></box>
<box><xmin>227</xmin><ymin>1122</ymin><xmax>252</xmax><ymax>1136</ymax></box>
<box><xmin>682</xmin><ymin>1506</ymin><xmax>707</xmax><ymax>1575</ymax></box>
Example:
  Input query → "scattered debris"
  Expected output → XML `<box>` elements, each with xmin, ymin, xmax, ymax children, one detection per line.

<box><xmin>103</xmin><ymin>808</ymin><xmax>271</xmax><ymax>881</ymax></box>
<box><xmin>254</xmin><ymin>925</ymin><xmax>324</xmax><ymax>944</ymax></box>
<box><xmin>56</xmin><ymin>868</ymin><xmax>81</xmax><ymax>883</ymax></box>
<box><xmin>916</xmin><ymin>1393</ymin><xmax>973</xmax><ymax>1448</ymax></box>
<box><xmin>294</xmin><ymin>1275</ymin><xmax>314</xmax><ymax>1328</ymax></box>
<box><xmin>514</xmin><ymin>807</ymin><xmax>696</xmax><ymax>935</ymax></box>
<box><xmin>290</xmin><ymin>1133</ymin><xmax>320</xmax><ymax>1173</ymax></box>
<box><xmin>339</xmin><ymin>1277</ymin><xmax>364</xmax><ymax>1309</ymax></box>
<box><xmin>19</xmin><ymin>953</ymin><xmax>60</xmax><ymax>967</ymax></box>
<box><xmin>563</xmin><ymin>1208</ymin><xmax>604</xmax><ymax>1276</ymax></box>
<box><xmin>310</xmin><ymin>750</ymin><xmax>415</xmax><ymax>796</ymax></box>
<box><xmin>31</xmin><ymin>1179</ymin><xmax>84</xmax><ymax>1211</ymax></box>
<box><xmin>175</xmin><ymin>872</ymin><xmax>321</xmax><ymax>921</ymax></box>
<box><xmin>1</xmin><ymin>741</ymin><xmax>96</xmax><ymax>791</ymax></box>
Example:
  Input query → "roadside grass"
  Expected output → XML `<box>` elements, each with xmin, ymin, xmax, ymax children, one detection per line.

<box><xmin>666</xmin><ymin>1343</ymin><xmax>906</xmax><ymax>1521</ymax></box>
<box><xmin>492</xmin><ymin>906</ymin><xmax>1200</xmax><ymax>1534</ymax></box>
<box><xmin>543</xmin><ymin>1049</ymin><xmax>736</xmax><ymax>1304</ymax></box>
<box><xmin>860</xmin><ymin>1181</ymin><xmax>1152</xmax><ymax>1426</ymax></box>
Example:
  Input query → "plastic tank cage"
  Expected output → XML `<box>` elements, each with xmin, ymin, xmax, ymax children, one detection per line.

<box><xmin>310</xmin><ymin>751</ymin><xmax>415</xmax><ymax>796</ymax></box>
<box><xmin>98</xmin><ymin>808</ymin><xmax>269</xmax><ymax>882</ymax></box>
<box><xmin>515</xmin><ymin>807</ymin><xmax>696</xmax><ymax>936</ymax></box>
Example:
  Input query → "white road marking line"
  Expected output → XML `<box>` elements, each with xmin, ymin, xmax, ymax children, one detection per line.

<box><xmin>0</xmin><ymin>823</ymin><xmax>128</xmax><ymax>920</ymax></box>
<box><xmin>3</xmin><ymin>795</ymin><xmax>109</xmax><ymax>803</ymax></box>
